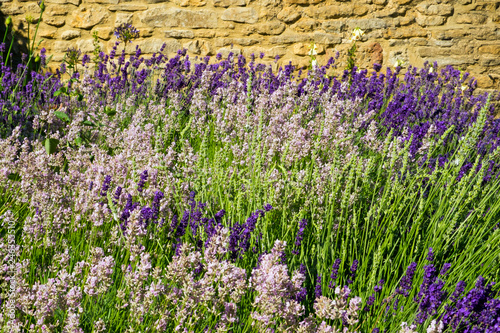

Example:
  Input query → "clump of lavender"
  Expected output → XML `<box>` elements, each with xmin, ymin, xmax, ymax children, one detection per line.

<box><xmin>114</xmin><ymin>23</ymin><xmax>139</xmax><ymax>44</ymax></box>
<box><xmin>137</xmin><ymin>170</ymin><xmax>148</xmax><ymax>193</ymax></box>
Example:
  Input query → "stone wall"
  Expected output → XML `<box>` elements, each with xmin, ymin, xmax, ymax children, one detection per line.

<box><xmin>1</xmin><ymin>0</ymin><xmax>500</xmax><ymax>94</ymax></box>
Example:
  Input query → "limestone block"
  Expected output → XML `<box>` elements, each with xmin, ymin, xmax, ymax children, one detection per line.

<box><xmin>369</xmin><ymin>42</ymin><xmax>383</xmax><ymax>64</ymax></box>
<box><xmin>140</xmin><ymin>8</ymin><xmax>218</xmax><ymax>28</ymax></box>
<box><xmin>415</xmin><ymin>13</ymin><xmax>446</xmax><ymax>26</ymax></box>
<box><xmin>322</xmin><ymin>21</ymin><xmax>345</xmax><ymax>33</ymax></box>
<box><xmin>456</xmin><ymin>13</ymin><xmax>487</xmax><ymax>25</ymax></box>
<box><xmin>164</xmin><ymin>30</ymin><xmax>195</xmax><ymax>39</ymax></box>
<box><xmin>76</xmin><ymin>39</ymin><xmax>95</xmax><ymax>53</ymax></box>
<box><xmin>129</xmin><ymin>39</ymin><xmax>181</xmax><ymax>54</ymax></box>
<box><xmin>25</xmin><ymin>3</ymin><xmax>42</xmax><ymax>13</ymax></box>
<box><xmin>45</xmin><ymin>0</ymin><xmax>80</xmax><ymax>5</ymax></box>
<box><xmin>39</xmin><ymin>26</ymin><xmax>58</xmax><ymax>39</ymax></box>
<box><xmin>54</xmin><ymin>41</ymin><xmax>73</xmax><ymax>52</ymax></box>
<box><xmin>86</xmin><ymin>0</ymin><xmax>119</xmax><ymax>3</ymax></box>
<box><xmin>255</xmin><ymin>21</ymin><xmax>286</xmax><ymax>35</ymax></box>
<box><xmin>292</xmin><ymin>19</ymin><xmax>319</xmax><ymax>32</ymax></box>
<box><xmin>346</xmin><ymin>18</ymin><xmax>387</xmax><ymax>31</ymax></box>
<box><xmin>195</xmin><ymin>31</ymin><xmax>216</xmax><ymax>38</ymax></box>
<box><xmin>108</xmin><ymin>4</ymin><xmax>148</xmax><ymax>11</ymax></box>
<box><xmin>61</xmin><ymin>29</ymin><xmax>81</xmax><ymax>40</ymax></box>
<box><xmin>293</xmin><ymin>42</ymin><xmax>324</xmax><ymax>56</ymax></box>
<box><xmin>92</xmin><ymin>27</ymin><xmax>114</xmax><ymax>40</ymax></box>
<box><xmin>386</xmin><ymin>26</ymin><xmax>427</xmax><ymax>39</ymax></box>
<box><xmin>71</xmin><ymin>6</ymin><xmax>109</xmax><ymax>29</ymax></box>
<box><xmin>270</xmin><ymin>33</ymin><xmax>313</xmax><ymax>44</ymax></box>
<box><xmin>44</xmin><ymin>17</ymin><xmax>66</xmax><ymax>27</ymax></box>
<box><xmin>478</xmin><ymin>45</ymin><xmax>500</xmax><ymax>55</ymax></box>
<box><xmin>243</xmin><ymin>46</ymin><xmax>288</xmax><ymax>59</ymax></box>
<box><xmin>308</xmin><ymin>4</ymin><xmax>367</xmax><ymax>20</ymax></box>
<box><xmin>313</xmin><ymin>32</ymin><xmax>342</xmax><ymax>45</ymax></box>
<box><xmin>1</xmin><ymin>4</ymin><xmax>25</xmax><ymax>15</ymax></box>
<box><xmin>115</xmin><ymin>13</ymin><xmax>133</xmax><ymax>26</ymax></box>
<box><xmin>480</xmin><ymin>57</ymin><xmax>500</xmax><ymax>67</ymax></box>
<box><xmin>285</xmin><ymin>0</ymin><xmax>324</xmax><ymax>4</ymax></box>
<box><xmin>184</xmin><ymin>40</ymin><xmax>213</xmax><ymax>56</ymax></box>
<box><xmin>277</xmin><ymin>7</ymin><xmax>301</xmax><ymax>23</ymax></box>
<box><xmin>221</xmin><ymin>8</ymin><xmax>259</xmax><ymax>24</ymax></box>
<box><xmin>174</xmin><ymin>0</ymin><xmax>207</xmax><ymax>6</ymax></box>
<box><xmin>433</xmin><ymin>29</ymin><xmax>469</xmax><ymax>40</ymax></box>
<box><xmin>216</xmin><ymin>47</ymin><xmax>242</xmax><ymax>58</ymax></box>
<box><xmin>47</xmin><ymin>5</ymin><xmax>68</xmax><ymax>15</ymax></box>
<box><xmin>213</xmin><ymin>0</ymin><xmax>246</xmax><ymax>7</ymax></box>
<box><xmin>215</xmin><ymin>38</ymin><xmax>260</xmax><ymax>47</ymax></box>
<box><xmin>416</xmin><ymin>3</ymin><xmax>453</xmax><ymax>16</ymax></box>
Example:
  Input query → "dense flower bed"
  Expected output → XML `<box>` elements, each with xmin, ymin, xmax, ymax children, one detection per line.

<box><xmin>0</xmin><ymin>27</ymin><xmax>499</xmax><ymax>332</ymax></box>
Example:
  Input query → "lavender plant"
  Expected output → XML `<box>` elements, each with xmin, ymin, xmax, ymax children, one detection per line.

<box><xmin>0</xmin><ymin>43</ymin><xmax>499</xmax><ymax>332</ymax></box>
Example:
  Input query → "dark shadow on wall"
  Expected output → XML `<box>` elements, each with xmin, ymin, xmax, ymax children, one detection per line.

<box><xmin>0</xmin><ymin>3</ymin><xmax>32</xmax><ymax>71</ymax></box>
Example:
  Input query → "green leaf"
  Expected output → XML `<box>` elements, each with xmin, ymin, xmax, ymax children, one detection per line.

<box><xmin>77</xmin><ymin>93</ymin><xmax>84</xmax><ymax>102</ymax></box>
<box><xmin>44</xmin><ymin>138</ymin><xmax>59</xmax><ymax>155</ymax></box>
<box><xmin>7</xmin><ymin>173</ymin><xmax>21</xmax><ymax>181</ymax></box>
<box><xmin>82</xmin><ymin>120</ymin><xmax>95</xmax><ymax>127</ymax></box>
<box><xmin>75</xmin><ymin>136</ymin><xmax>82</xmax><ymax>146</ymax></box>
<box><xmin>105</xmin><ymin>106</ymin><xmax>116</xmax><ymax>117</ymax></box>
<box><xmin>54</xmin><ymin>111</ymin><xmax>70</xmax><ymax>123</ymax></box>
<box><xmin>53</xmin><ymin>90</ymin><xmax>63</xmax><ymax>97</ymax></box>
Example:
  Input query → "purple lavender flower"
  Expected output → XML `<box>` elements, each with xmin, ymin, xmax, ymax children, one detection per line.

<box><xmin>315</xmin><ymin>274</ymin><xmax>322</xmax><ymax>298</ymax></box>
<box><xmin>113</xmin><ymin>186</ymin><xmax>122</xmax><ymax>205</ymax></box>
<box><xmin>329</xmin><ymin>258</ymin><xmax>341</xmax><ymax>289</ymax></box>
<box><xmin>440</xmin><ymin>263</ymin><xmax>451</xmax><ymax>276</ymax></box>
<box><xmin>151</xmin><ymin>190</ymin><xmax>164</xmax><ymax>223</ymax></box>
<box><xmin>263</xmin><ymin>203</ymin><xmax>273</xmax><ymax>212</ymax></box>
<box><xmin>114</xmin><ymin>23</ymin><xmax>139</xmax><ymax>44</ymax></box>
<box><xmin>137</xmin><ymin>170</ymin><xmax>148</xmax><ymax>192</ymax></box>
<box><xmin>292</xmin><ymin>218</ymin><xmax>307</xmax><ymax>255</ymax></box>
<box><xmin>100</xmin><ymin>175</ymin><xmax>112</xmax><ymax>197</ymax></box>
<box><xmin>348</xmin><ymin>259</ymin><xmax>359</xmax><ymax>284</ymax></box>
<box><xmin>426</xmin><ymin>247</ymin><xmax>434</xmax><ymax>262</ymax></box>
<box><xmin>396</xmin><ymin>262</ymin><xmax>417</xmax><ymax>297</ymax></box>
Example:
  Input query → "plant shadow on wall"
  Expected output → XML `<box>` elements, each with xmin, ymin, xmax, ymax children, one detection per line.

<box><xmin>0</xmin><ymin>4</ymin><xmax>30</xmax><ymax>71</ymax></box>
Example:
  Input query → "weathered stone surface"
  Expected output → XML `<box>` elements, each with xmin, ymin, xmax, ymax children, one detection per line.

<box><xmin>44</xmin><ymin>17</ymin><xmax>66</xmax><ymax>27</ymax></box>
<box><xmin>415</xmin><ymin>13</ymin><xmax>446</xmax><ymax>26</ymax></box>
<box><xmin>86</xmin><ymin>0</ymin><xmax>118</xmax><ymax>3</ymax></box>
<box><xmin>140</xmin><ymin>8</ymin><xmax>217</xmax><ymax>28</ymax></box>
<box><xmin>39</xmin><ymin>26</ymin><xmax>58</xmax><ymax>39</ymax></box>
<box><xmin>45</xmin><ymin>0</ymin><xmax>80</xmax><ymax>5</ymax></box>
<box><xmin>174</xmin><ymin>0</ymin><xmax>207</xmax><ymax>6</ymax></box>
<box><xmin>270</xmin><ymin>33</ymin><xmax>313</xmax><ymax>44</ymax></box>
<box><xmin>115</xmin><ymin>13</ymin><xmax>133</xmax><ymax>26</ymax></box>
<box><xmin>456</xmin><ymin>13</ymin><xmax>487</xmax><ymax>25</ymax></box>
<box><xmin>61</xmin><ymin>29</ymin><xmax>81</xmax><ymax>40</ymax></box>
<box><xmin>386</xmin><ymin>26</ymin><xmax>428</xmax><ymax>39</ymax></box>
<box><xmin>216</xmin><ymin>47</ymin><xmax>242</xmax><ymax>58</ymax></box>
<box><xmin>255</xmin><ymin>21</ymin><xmax>286</xmax><ymax>35</ymax></box>
<box><xmin>130</xmin><ymin>39</ymin><xmax>181</xmax><ymax>54</ymax></box>
<box><xmin>322</xmin><ymin>20</ymin><xmax>345</xmax><ymax>33</ymax></box>
<box><xmin>478</xmin><ymin>45</ymin><xmax>500</xmax><ymax>55</ymax></box>
<box><xmin>309</xmin><ymin>4</ymin><xmax>368</xmax><ymax>19</ymax></box>
<box><xmin>108</xmin><ymin>4</ymin><xmax>147</xmax><ymax>11</ymax></box>
<box><xmin>480</xmin><ymin>57</ymin><xmax>500</xmax><ymax>67</ymax></box>
<box><xmin>416</xmin><ymin>2</ymin><xmax>453</xmax><ymax>16</ymax></box>
<box><xmin>313</xmin><ymin>32</ymin><xmax>341</xmax><ymax>45</ymax></box>
<box><xmin>277</xmin><ymin>6</ymin><xmax>301</xmax><ymax>23</ymax></box>
<box><xmin>293</xmin><ymin>19</ymin><xmax>319</xmax><ymax>32</ymax></box>
<box><xmin>243</xmin><ymin>46</ymin><xmax>288</xmax><ymax>59</ymax></box>
<box><xmin>194</xmin><ymin>30</ymin><xmax>216</xmax><ymax>38</ymax></box>
<box><xmin>475</xmin><ymin>75</ymin><xmax>495</xmax><ymax>88</ymax></box>
<box><xmin>165</xmin><ymin>30</ymin><xmax>195</xmax><ymax>39</ymax></box>
<box><xmin>293</xmin><ymin>42</ymin><xmax>325</xmax><ymax>56</ymax></box>
<box><xmin>213</xmin><ymin>0</ymin><xmax>246</xmax><ymax>6</ymax></box>
<box><xmin>215</xmin><ymin>38</ymin><xmax>260</xmax><ymax>47</ymax></box>
<box><xmin>433</xmin><ymin>29</ymin><xmax>469</xmax><ymax>40</ymax></box>
<box><xmin>53</xmin><ymin>41</ymin><xmax>73</xmax><ymax>52</ymax></box>
<box><xmin>25</xmin><ymin>3</ymin><xmax>42</xmax><ymax>13</ymax></box>
<box><xmin>346</xmin><ymin>18</ymin><xmax>387</xmax><ymax>31</ymax></box>
<box><xmin>426</xmin><ymin>56</ymin><xmax>475</xmax><ymax>66</ymax></box>
<box><xmin>183</xmin><ymin>40</ymin><xmax>206</xmax><ymax>54</ymax></box>
<box><xmin>285</xmin><ymin>0</ymin><xmax>324</xmax><ymax>4</ymax></box>
<box><xmin>76</xmin><ymin>39</ymin><xmax>95</xmax><ymax>53</ymax></box>
<box><xmin>71</xmin><ymin>6</ymin><xmax>109</xmax><ymax>29</ymax></box>
<box><xmin>92</xmin><ymin>27</ymin><xmax>113</xmax><ymax>40</ymax></box>
<box><xmin>369</xmin><ymin>42</ymin><xmax>383</xmax><ymax>64</ymax></box>
<box><xmin>1</xmin><ymin>4</ymin><xmax>25</xmax><ymax>15</ymax></box>
<box><xmin>47</xmin><ymin>5</ymin><xmax>68</xmax><ymax>15</ymax></box>
<box><xmin>221</xmin><ymin>8</ymin><xmax>258</xmax><ymax>24</ymax></box>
